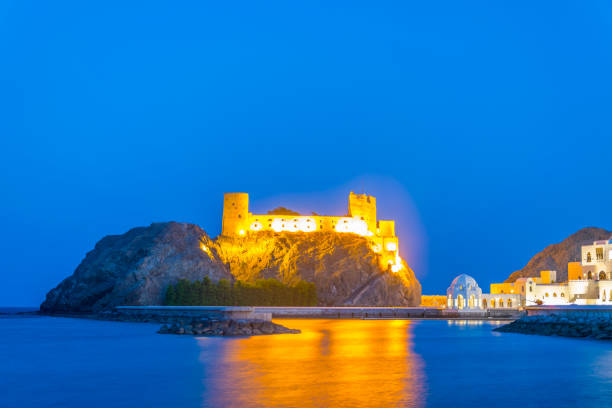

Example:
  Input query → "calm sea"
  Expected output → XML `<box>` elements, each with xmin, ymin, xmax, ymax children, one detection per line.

<box><xmin>0</xmin><ymin>312</ymin><xmax>611</xmax><ymax>407</ymax></box>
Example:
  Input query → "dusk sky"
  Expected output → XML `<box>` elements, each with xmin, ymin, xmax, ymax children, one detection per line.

<box><xmin>1</xmin><ymin>1</ymin><xmax>612</xmax><ymax>306</ymax></box>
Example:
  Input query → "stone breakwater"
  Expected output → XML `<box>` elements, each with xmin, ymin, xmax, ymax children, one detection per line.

<box><xmin>158</xmin><ymin>318</ymin><xmax>300</xmax><ymax>336</ymax></box>
<box><xmin>494</xmin><ymin>313</ymin><xmax>612</xmax><ymax>340</ymax></box>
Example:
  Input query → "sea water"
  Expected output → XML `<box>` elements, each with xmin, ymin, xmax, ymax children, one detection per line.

<box><xmin>0</xmin><ymin>312</ymin><xmax>611</xmax><ymax>407</ymax></box>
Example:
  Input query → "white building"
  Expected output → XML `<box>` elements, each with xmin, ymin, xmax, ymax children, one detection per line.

<box><xmin>491</xmin><ymin>239</ymin><xmax>612</xmax><ymax>306</ymax></box>
<box><xmin>447</xmin><ymin>274</ymin><xmax>521</xmax><ymax>310</ymax></box>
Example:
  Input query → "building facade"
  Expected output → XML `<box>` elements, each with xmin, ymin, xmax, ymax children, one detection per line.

<box><xmin>489</xmin><ymin>239</ymin><xmax>612</xmax><ymax>306</ymax></box>
<box><xmin>446</xmin><ymin>274</ymin><xmax>521</xmax><ymax>310</ymax></box>
<box><xmin>221</xmin><ymin>192</ymin><xmax>403</xmax><ymax>272</ymax></box>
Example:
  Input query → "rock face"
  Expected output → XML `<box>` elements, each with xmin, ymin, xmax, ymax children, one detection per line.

<box><xmin>41</xmin><ymin>223</ymin><xmax>421</xmax><ymax>313</ymax></box>
<box><xmin>505</xmin><ymin>227</ymin><xmax>611</xmax><ymax>283</ymax></box>
<box><xmin>215</xmin><ymin>231</ymin><xmax>421</xmax><ymax>306</ymax></box>
<box><xmin>494</xmin><ymin>312</ymin><xmax>612</xmax><ymax>340</ymax></box>
<box><xmin>41</xmin><ymin>223</ymin><xmax>231</xmax><ymax>313</ymax></box>
<box><xmin>157</xmin><ymin>319</ymin><xmax>300</xmax><ymax>336</ymax></box>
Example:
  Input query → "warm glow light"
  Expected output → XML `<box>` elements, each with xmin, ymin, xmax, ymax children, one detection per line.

<box><xmin>334</xmin><ymin>217</ymin><xmax>370</xmax><ymax>236</ymax></box>
<box><xmin>250</xmin><ymin>222</ymin><xmax>262</xmax><ymax>231</ymax></box>
<box><xmin>385</xmin><ymin>242</ymin><xmax>397</xmax><ymax>252</ymax></box>
<box><xmin>390</xmin><ymin>255</ymin><xmax>404</xmax><ymax>273</ymax></box>
<box><xmin>238</xmin><ymin>229</ymin><xmax>245</xmax><ymax>236</ymax></box>
<box><xmin>201</xmin><ymin>243</ymin><xmax>211</xmax><ymax>257</ymax></box>
<box><xmin>371</xmin><ymin>244</ymin><xmax>382</xmax><ymax>253</ymax></box>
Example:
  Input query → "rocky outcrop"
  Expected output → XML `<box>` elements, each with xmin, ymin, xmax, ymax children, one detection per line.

<box><xmin>41</xmin><ymin>222</ymin><xmax>231</xmax><ymax>313</ymax></box>
<box><xmin>41</xmin><ymin>223</ymin><xmax>421</xmax><ymax>313</ymax></box>
<box><xmin>215</xmin><ymin>231</ymin><xmax>421</xmax><ymax>306</ymax></box>
<box><xmin>157</xmin><ymin>318</ymin><xmax>300</xmax><ymax>336</ymax></box>
<box><xmin>506</xmin><ymin>227</ymin><xmax>611</xmax><ymax>283</ymax></box>
<box><xmin>495</xmin><ymin>313</ymin><xmax>612</xmax><ymax>340</ymax></box>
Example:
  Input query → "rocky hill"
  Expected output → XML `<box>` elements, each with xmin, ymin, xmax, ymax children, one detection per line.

<box><xmin>40</xmin><ymin>223</ymin><xmax>231</xmax><ymax>313</ymax></box>
<box><xmin>215</xmin><ymin>231</ymin><xmax>420</xmax><ymax>306</ymax></box>
<box><xmin>505</xmin><ymin>227</ymin><xmax>611</xmax><ymax>283</ymax></box>
<box><xmin>41</xmin><ymin>222</ymin><xmax>421</xmax><ymax>313</ymax></box>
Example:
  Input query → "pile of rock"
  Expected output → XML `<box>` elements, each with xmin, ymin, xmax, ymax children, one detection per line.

<box><xmin>157</xmin><ymin>318</ymin><xmax>300</xmax><ymax>336</ymax></box>
<box><xmin>495</xmin><ymin>313</ymin><xmax>612</xmax><ymax>340</ymax></box>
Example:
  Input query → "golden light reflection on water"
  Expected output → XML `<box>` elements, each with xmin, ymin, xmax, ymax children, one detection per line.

<box><xmin>198</xmin><ymin>319</ymin><xmax>425</xmax><ymax>408</ymax></box>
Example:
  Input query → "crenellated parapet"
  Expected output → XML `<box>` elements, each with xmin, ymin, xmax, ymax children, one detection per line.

<box><xmin>221</xmin><ymin>192</ymin><xmax>403</xmax><ymax>272</ymax></box>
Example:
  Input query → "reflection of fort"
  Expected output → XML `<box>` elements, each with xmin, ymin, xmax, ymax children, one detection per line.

<box><xmin>198</xmin><ymin>320</ymin><xmax>424</xmax><ymax>407</ymax></box>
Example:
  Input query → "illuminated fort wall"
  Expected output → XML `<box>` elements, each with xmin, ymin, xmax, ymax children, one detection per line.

<box><xmin>221</xmin><ymin>192</ymin><xmax>401</xmax><ymax>271</ymax></box>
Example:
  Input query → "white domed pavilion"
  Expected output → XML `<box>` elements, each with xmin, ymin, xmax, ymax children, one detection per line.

<box><xmin>446</xmin><ymin>274</ymin><xmax>482</xmax><ymax>310</ymax></box>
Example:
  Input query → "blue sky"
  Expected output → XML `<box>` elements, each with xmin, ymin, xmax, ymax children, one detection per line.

<box><xmin>1</xmin><ymin>1</ymin><xmax>611</xmax><ymax>305</ymax></box>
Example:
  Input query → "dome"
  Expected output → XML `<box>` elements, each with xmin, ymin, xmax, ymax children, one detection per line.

<box><xmin>447</xmin><ymin>274</ymin><xmax>481</xmax><ymax>296</ymax></box>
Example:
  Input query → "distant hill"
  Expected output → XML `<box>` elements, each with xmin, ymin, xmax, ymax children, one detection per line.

<box><xmin>267</xmin><ymin>207</ymin><xmax>300</xmax><ymax>215</ymax></box>
<box><xmin>505</xmin><ymin>227</ymin><xmax>611</xmax><ymax>283</ymax></box>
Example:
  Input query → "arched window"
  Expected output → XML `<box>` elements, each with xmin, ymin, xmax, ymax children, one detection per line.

<box><xmin>545</xmin><ymin>293</ymin><xmax>549</xmax><ymax>297</ymax></box>
<box><xmin>599</xmin><ymin>271</ymin><xmax>606</xmax><ymax>280</ymax></box>
<box><xmin>507</xmin><ymin>299</ymin><xmax>512</xmax><ymax>308</ymax></box>
<box><xmin>588</xmin><ymin>271</ymin><xmax>593</xmax><ymax>280</ymax></box>
<box><xmin>561</xmin><ymin>293</ymin><xmax>565</xmax><ymax>297</ymax></box>
<box><xmin>482</xmin><ymin>299</ymin><xmax>488</xmax><ymax>308</ymax></box>
<box><xmin>587</xmin><ymin>252</ymin><xmax>592</xmax><ymax>262</ymax></box>
<box><xmin>457</xmin><ymin>294</ymin><xmax>465</xmax><ymax>310</ymax></box>
<box><xmin>553</xmin><ymin>293</ymin><xmax>557</xmax><ymax>297</ymax></box>
<box><xmin>491</xmin><ymin>299</ymin><xmax>496</xmax><ymax>308</ymax></box>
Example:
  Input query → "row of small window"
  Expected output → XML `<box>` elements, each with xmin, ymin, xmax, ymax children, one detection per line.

<box><xmin>543</xmin><ymin>292</ymin><xmax>565</xmax><ymax>297</ymax></box>
<box><xmin>585</xmin><ymin>248</ymin><xmax>608</xmax><ymax>262</ymax></box>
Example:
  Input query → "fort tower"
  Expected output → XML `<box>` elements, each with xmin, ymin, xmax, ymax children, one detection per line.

<box><xmin>222</xmin><ymin>193</ymin><xmax>250</xmax><ymax>236</ymax></box>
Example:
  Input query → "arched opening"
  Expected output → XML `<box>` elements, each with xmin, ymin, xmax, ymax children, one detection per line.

<box><xmin>491</xmin><ymin>299</ymin><xmax>496</xmax><ymax>308</ymax></box>
<box><xmin>553</xmin><ymin>293</ymin><xmax>557</xmax><ymax>297</ymax></box>
<box><xmin>587</xmin><ymin>252</ymin><xmax>592</xmax><ymax>262</ymax></box>
<box><xmin>469</xmin><ymin>295</ymin><xmax>476</xmax><ymax>309</ymax></box>
<box><xmin>457</xmin><ymin>294</ymin><xmax>465</xmax><ymax>310</ymax></box>
<box><xmin>482</xmin><ymin>299</ymin><xmax>488</xmax><ymax>308</ymax></box>
<box><xmin>599</xmin><ymin>271</ymin><xmax>606</xmax><ymax>280</ymax></box>
<box><xmin>507</xmin><ymin>299</ymin><xmax>512</xmax><ymax>308</ymax></box>
<box><xmin>588</xmin><ymin>271</ymin><xmax>593</xmax><ymax>280</ymax></box>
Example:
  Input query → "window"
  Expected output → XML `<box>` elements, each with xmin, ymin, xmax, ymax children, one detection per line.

<box><xmin>599</xmin><ymin>271</ymin><xmax>606</xmax><ymax>280</ymax></box>
<box><xmin>587</xmin><ymin>252</ymin><xmax>592</xmax><ymax>262</ymax></box>
<box><xmin>545</xmin><ymin>293</ymin><xmax>549</xmax><ymax>297</ymax></box>
<box><xmin>507</xmin><ymin>299</ymin><xmax>512</xmax><ymax>308</ymax></box>
<box><xmin>238</xmin><ymin>214</ymin><xmax>241</xmax><ymax>218</ymax></box>
<box><xmin>553</xmin><ymin>293</ymin><xmax>557</xmax><ymax>297</ymax></box>
<box><xmin>529</xmin><ymin>286</ymin><xmax>533</xmax><ymax>292</ymax></box>
<box><xmin>588</xmin><ymin>271</ymin><xmax>593</xmax><ymax>280</ymax></box>
<box><xmin>561</xmin><ymin>293</ymin><xmax>565</xmax><ymax>297</ymax></box>
<box><xmin>596</xmin><ymin>247</ymin><xmax>604</xmax><ymax>260</ymax></box>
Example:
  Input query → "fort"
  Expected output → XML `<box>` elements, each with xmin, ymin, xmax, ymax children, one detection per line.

<box><xmin>221</xmin><ymin>192</ymin><xmax>403</xmax><ymax>272</ymax></box>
